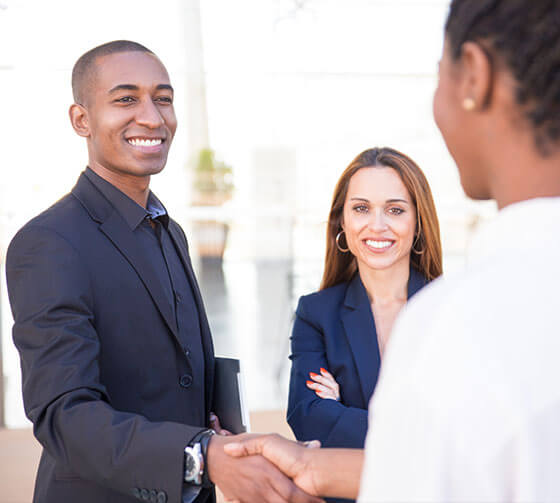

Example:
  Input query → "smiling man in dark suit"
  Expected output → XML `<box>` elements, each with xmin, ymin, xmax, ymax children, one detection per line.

<box><xmin>5</xmin><ymin>40</ymin><xmax>319</xmax><ymax>503</ymax></box>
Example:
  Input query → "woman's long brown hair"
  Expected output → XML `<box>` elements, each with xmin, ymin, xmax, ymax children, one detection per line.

<box><xmin>320</xmin><ymin>147</ymin><xmax>443</xmax><ymax>290</ymax></box>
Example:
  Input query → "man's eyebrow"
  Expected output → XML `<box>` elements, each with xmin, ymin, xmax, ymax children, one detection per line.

<box><xmin>156</xmin><ymin>84</ymin><xmax>174</xmax><ymax>93</ymax></box>
<box><xmin>108</xmin><ymin>84</ymin><xmax>174</xmax><ymax>93</ymax></box>
<box><xmin>108</xmin><ymin>84</ymin><xmax>139</xmax><ymax>93</ymax></box>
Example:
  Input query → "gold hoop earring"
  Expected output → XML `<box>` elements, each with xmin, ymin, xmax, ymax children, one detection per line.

<box><xmin>463</xmin><ymin>97</ymin><xmax>476</xmax><ymax>111</ymax></box>
<box><xmin>412</xmin><ymin>234</ymin><xmax>426</xmax><ymax>255</ymax></box>
<box><xmin>336</xmin><ymin>231</ymin><xmax>349</xmax><ymax>253</ymax></box>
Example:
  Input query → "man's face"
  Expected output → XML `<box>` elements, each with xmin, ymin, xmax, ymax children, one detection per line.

<box><xmin>84</xmin><ymin>51</ymin><xmax>177</xmax><ymax>180</ymax></box>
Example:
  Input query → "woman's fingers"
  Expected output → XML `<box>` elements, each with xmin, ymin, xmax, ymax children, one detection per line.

<box><xmin>306</xmin><ymin>380</ymin><xmax>338</xmax><ymax>400</ymax></box>
<box><xmin>307</xmin><ymin>368</ymin><xmax>340</xmax><ymax>401</ymax></box>
<box><xmin>308</xmin><ymin>371</ymin><xmax>335</xmax><ymax>387</ymax></box>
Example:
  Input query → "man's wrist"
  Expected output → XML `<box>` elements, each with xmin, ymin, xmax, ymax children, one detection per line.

<box><xmin>184</xmin><ymin>429</ymin><xmax>215</xmax><ymax>488</ymax></box>
<box><xmin>197</xmin><ymin>429</ymin><xmax>215</xmax><ymax>487</ymax></box>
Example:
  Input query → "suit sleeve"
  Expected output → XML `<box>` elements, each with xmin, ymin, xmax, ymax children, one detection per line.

<box><xmin>287</xmin><ymin>296</ymin><xmax>368</xmax><ymax>448</ymax></box>
<box><xmin>6</xmin><ymin>225</ymin><xmax>203</xmax><ymax>503</ymax></box>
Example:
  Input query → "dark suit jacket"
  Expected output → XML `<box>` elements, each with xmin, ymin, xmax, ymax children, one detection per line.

<box><xmin>287</xmin><ymin>267</ymin><xmax>428</xmax><ymax>449</ymax></box>
<box><xmin>6</xmin><ymin>173</ymin><xmax>215</xmax><ymax>503</ymax></box>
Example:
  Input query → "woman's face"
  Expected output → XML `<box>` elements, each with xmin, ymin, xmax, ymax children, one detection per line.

<box><xmin>341</xmin><ymin>166</ymin><xmax>416</xmax><ymax>274</ymax></box>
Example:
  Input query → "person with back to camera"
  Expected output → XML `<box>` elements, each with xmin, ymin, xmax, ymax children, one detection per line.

<box><xmin>224</xmin><ymin>0</ymin><xmax>560</xmax><ymax>501</ymax></box>
<box><xmin>287</xmin><ymin>147</ymin><xmax>442</xmax><ymax>501</ymax></box>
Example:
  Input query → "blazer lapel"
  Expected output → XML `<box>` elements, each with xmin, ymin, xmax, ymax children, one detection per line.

<box><xmin>167</xmin><ymin>224</ymin><xmax>209</xmax><ymax>331</ymax></box>
<box><xmin>341</xmin><ymin>268</ymin><xmax>429</xmax><ymax>406</ymax></box>
<box><xmin>71</xmin><ymin>173</ymin><xmax>178</xmax><ymax>339</ymax></box>
<box><xmin>408</xmin><ymin>266</ymin><xmax>429</xmax><ymax>299</ymax></box>
<box><xmin>167</xmin><ymin>223</ymin><xmax>215</xmax><ymax>410</ymax></box>
<box><xmin>341</xmin><ymin>275</ymin><xmax>381</xmax><ymax>407</ymax></box>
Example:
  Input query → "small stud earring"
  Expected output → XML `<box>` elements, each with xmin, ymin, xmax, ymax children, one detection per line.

<box><xmin>463</xmin><ymin>97</ymin><xmax>476</xmax><ymax>111</ymax></box>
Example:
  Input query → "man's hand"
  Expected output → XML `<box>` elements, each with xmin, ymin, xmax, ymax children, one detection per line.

<box><xmin>221</xmin><ymin>433</ymin><xmax>321</xmax><ymax>498</ymax></box>
<box><xmin>209</xmin><ymin>412</ymin><xmax>233</xmax><ymax>436</ymax></box>
<box><xmin>207</xmin><ymin>434</ymin><xmax>323</xmax><ymax>503</ymax></box>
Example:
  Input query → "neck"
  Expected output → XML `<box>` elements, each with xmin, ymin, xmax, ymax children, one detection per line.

<box><xmin>357</xmin><ymin>258</ymin><xmax>410</xmax><ymax>305</ymax></box>
<box><xmin>491</xmin><ymin>150</ymin><xmax>560</xmax><ymax>209</ymax></box>
<box><xmin>480</xmin><ymin>106</ymin><xmax>560</xmax><ymax>209</ymax></box>
<box><xmin>88</xmin><ymin>163</ymin><xmax>151</xmax><ymax>208</ymax></box>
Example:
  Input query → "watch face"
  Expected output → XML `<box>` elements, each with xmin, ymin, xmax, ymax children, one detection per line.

<box><xmin>185</xmin><ymin>454</ymin><xmax>196</xmax><ymax>476</ymax></box>
<box><xmin>185</xmin><ymin>446</ymin><xmax>201</xmax><ymax>483</ymax></box>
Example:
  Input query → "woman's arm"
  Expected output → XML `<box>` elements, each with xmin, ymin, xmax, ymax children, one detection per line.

<box><xmin>288</xmin><ymin>297</ymin><xmax>368</xmax><ymax>448</ymax></box>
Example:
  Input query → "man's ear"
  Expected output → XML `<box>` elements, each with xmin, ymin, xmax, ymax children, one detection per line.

<box><xmin>69</xmin><ymin>103</ymin><xmax>91</xmax><ymax>138</ymax></box>
<box><xmin>459</xmin><ymin>41</ymin><xmax>493</xmax><ymax>110</ymax></box>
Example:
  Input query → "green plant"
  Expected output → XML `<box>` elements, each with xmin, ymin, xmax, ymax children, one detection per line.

<box><xmin>192</xmin><ymin>148</ymin><xmax>234</xmax><ymax>205</ymax></box>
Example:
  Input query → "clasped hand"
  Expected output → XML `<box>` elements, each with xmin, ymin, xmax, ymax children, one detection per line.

<box><xmin>206</xmin><ymin>433</ymin><xmax>323</xmax><ymax>503</ymax></box>
<box><xmin>209</xmin><ymin>433</ymin><xmax>321</xmax><ymax>503</ymax></box>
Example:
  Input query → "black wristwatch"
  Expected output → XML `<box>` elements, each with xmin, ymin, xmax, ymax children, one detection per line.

<box><xmin>184</xmin><ymin>429</ymin><xmax>215</xmax><ymax>488</ymax></box>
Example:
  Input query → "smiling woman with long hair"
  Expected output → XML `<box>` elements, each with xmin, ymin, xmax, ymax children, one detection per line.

<box><xmin>287</xmin><ymin>147</ymin><xmax>442</xmax><ymax>502</ymax></box>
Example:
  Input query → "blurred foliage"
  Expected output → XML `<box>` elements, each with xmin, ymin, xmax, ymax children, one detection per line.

<box><xmin>192</xmin><ymin>148</ymin><xmax>234</xmax><ymax>205</ymax></box>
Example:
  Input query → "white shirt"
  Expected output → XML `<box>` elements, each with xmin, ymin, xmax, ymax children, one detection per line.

<box><xmin>358</xmin><ymin>198</ymin><xmax>560</xmax><ymax>503</ymax></box>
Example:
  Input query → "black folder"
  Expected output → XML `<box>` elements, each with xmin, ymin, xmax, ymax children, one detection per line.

<box><xmin>213</xmin><ymin>357</ymin><xmax>250</xmax><ymax>434</ymax></box>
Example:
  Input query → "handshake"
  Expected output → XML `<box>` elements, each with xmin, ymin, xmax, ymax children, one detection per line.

<box><xmin>206</xmin><ymin>432</ymin><xmax>362</xmax><ymax>503</ymax></box>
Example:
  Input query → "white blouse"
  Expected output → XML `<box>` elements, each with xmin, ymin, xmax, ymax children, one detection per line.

<box><xmin>359</xmin><ymin>198</ymin><xmax>560</xmax><ymax>503</ymax></box>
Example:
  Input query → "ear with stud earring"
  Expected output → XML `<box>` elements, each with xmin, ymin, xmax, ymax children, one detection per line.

<box><xmin>463</xmin><ymin>97</ymin><xmax>476</xmax><ymax>111</ymax></box>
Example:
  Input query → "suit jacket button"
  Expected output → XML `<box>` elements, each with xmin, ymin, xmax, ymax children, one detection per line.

<box><xmin>140</xmin><ymin>488</ymin><xmax>149</xmax><ymax>500</ymax></box>
<box><xmin>180</xmin><ymin>374</ymin><xmax>193</xmax><ymax>388</ymax></box>
<box><xmin>157</xmin><ymin>491</ymin><xmax>167</xmax><ymax>503</ymax></box>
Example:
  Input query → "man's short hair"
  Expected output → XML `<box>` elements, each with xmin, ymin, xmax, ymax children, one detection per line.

<box><xmin>71</xmin><ymin>40</ymin><xmax>154</xmax><ymax>106</ymax></box>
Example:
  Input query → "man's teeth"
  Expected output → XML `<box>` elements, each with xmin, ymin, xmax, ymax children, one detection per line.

<box><xmin>366</xmin><ymin>240</ymin><xmax>393</xmax><ymax>249</ymax></box>
<box><xmin>128</xmin><ymin>138</ymin><xmax>162</xmax><ymax>146</ymax></box>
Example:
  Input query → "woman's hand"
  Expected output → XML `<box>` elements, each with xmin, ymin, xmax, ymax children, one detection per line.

<box><xmin>223</xmin><ymin>433</ymin><xmax>323</xmax><ymax>498</ymax></box>
<box><xmin>306</xmin><ymin>368</ymin><xmax>340</xmax><ymax>401</ymax></box>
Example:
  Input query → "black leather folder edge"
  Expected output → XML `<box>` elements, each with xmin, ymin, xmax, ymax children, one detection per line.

<box><xmin>213</xmin><ymin>357</ymin><xmax>250</xmax><ymax>434</ymax></box>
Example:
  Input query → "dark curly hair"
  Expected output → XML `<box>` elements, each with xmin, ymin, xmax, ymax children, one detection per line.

<box><xmin>445</xmin><ymin>0</ymin><xmax>560</xmax><ymax>154</ymax></box>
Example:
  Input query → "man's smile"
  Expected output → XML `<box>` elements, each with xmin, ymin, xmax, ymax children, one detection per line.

<box><xmin>127</xmin><ymin>137</ymin><xmax>163</xmax><ymax>147</ymax></box>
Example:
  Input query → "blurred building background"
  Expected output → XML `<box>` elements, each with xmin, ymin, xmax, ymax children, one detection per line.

<box><xmin>0</xmin><ymin>0</ymin><xmax>496</xmax><ymax>435</ymax></box>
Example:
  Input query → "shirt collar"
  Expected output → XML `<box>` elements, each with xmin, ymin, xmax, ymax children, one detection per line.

<box><xmin>84</xmin><ymin>167</ymin><xmax>168</xmax><ymax>230</ymax></box>
<box><xmin>466</xmin><ymin>196</ymin><xmax>560</xmax><ymax>267</ymax></box>
<box><xmin>146</xmin><ymin>191</ymin><xmax>169</xmax><ymax>227</ymax></box>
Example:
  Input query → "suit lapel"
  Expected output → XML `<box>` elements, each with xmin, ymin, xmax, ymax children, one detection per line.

<box><xmin>72</xmin><ymin>173</ymin><xmax>178</xmax><ymax>339</ymax></box>
<box><xmin>167</xmin><ymin>223</ymin><xmax>215</xmax><ymax>410</ymax></box>
<box><xmin>167</xmin><ymin>224</ymin><xmax>208</xmax><ymax>328</ymax></box>
<box><xmin>341</xmin><ymin>275</ymin><xmax>381</xmax><ymax>407</ymax></box>
<box><xmin>341</xmin><ymin>268</ymin><xmax>429</xmax><ymax>406</ymax></box>
<box><xmin>408</xmin><ymin>266</ymin><xmax>429</xmax><ymax>299</ymax></box>
<box><xmin>99</xmin><ymin>213</ymin><xmax>179</xmax><ymax>338</ymax></box>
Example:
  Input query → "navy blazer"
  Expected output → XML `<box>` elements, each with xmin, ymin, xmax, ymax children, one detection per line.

<box><xmin>6</xmin><ymin>173</ymin><xmax>215</xmax><ymax>503</ymax></box>
<box><xmin>287</xmin><ymin>267</ymin><xmax>428</xmax><ymax>450</ymax></box>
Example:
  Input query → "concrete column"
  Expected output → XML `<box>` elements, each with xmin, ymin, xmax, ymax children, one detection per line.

<box><xmin>182</xmin><ymin>0</ymin><xmax>210</xmax><ymax>158</ymax></box>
